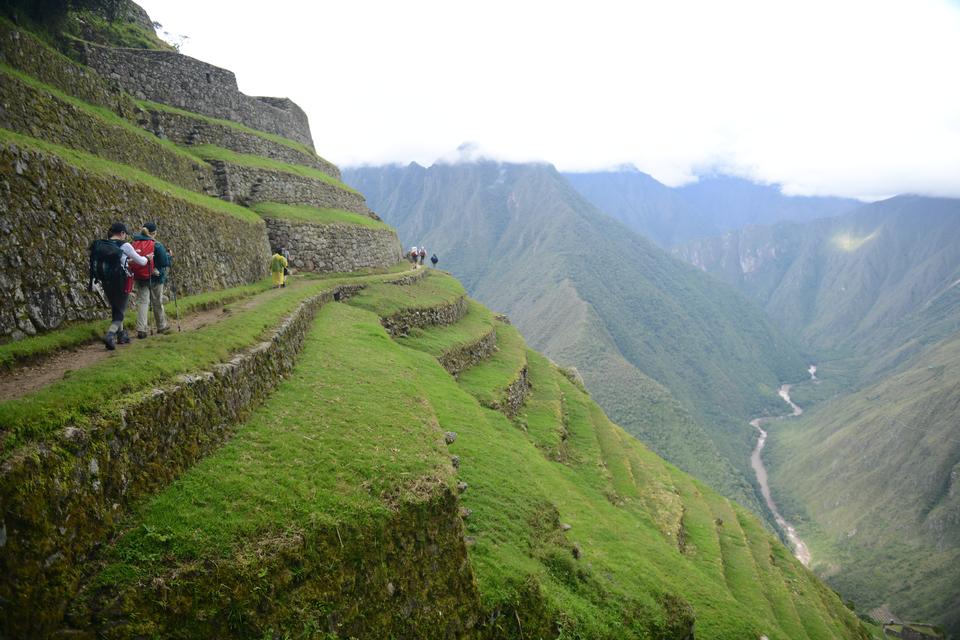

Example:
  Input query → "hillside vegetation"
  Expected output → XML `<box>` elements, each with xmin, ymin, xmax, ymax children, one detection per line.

<box><xmin>344</xmin><ymin>162</ymin><xmax>807</xmax><ymax>512</ymax></box>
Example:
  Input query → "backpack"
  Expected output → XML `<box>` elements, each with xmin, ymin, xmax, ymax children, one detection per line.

<box><xmin>88</xmin><ymin>239</ymin><xmax>126</xmax><ymax>289</ymax></box>
<box><xmin>129</xmin><ymin>238</ymin><xmax>155</xmax><ymax>281</ymax></box>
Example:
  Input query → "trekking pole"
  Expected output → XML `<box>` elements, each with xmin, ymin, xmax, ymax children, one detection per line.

<box><xmin>169</xmin><ymin>267</ymin><xmax>182</xmax><ymax>332</ymax></box>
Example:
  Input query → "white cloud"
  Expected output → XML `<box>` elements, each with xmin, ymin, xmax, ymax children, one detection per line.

<box><xmin>138</xmin><ymin>0</ymin><xmax>960</xmax><ymax>199</ymax></box>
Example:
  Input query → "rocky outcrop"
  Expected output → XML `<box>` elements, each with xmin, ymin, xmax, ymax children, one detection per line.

<box><xmin>0</xmin><ymin>70</ymin><xmax>215</xmax><ymax>194</ymax></box>
<box><xmin>438</xmin><ymin>327</ymin><xmax>497</xmax><ymax>378</ymax></box>
<box><xmin>381</xmin><ymin>296</ymin><xmax>469</xmax><ymax>337</ymax></box>
<box><xmin>0</xmin><ymin>282</ymin><xmax>352</xmax><ymax>638</ymax></box>
<box><xmin>142</xmin><ymin>106</ymin><xmax>340</xmax><ymax>178</ymax></box>
<box><xmin>76</xmin><ymin>43</ymin><xmax>314</xmax><ymax>149</ymax></box>
<box><xmin>264</xmin><ymin>217</ymin><xmax>402</xmax><ymax>273</ymax></box>
<box><xmin>0</xmin><ymin>142</ymin><xmax>269</xmax><ymax>339</ymax></box>
<box><xmin>210</xmin><ymin>160</ymin><xmax>372</xmax><ymax>215</ymax></box>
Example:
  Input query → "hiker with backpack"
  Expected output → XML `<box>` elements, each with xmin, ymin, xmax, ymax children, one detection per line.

<box><xmin>88</xmin><ymin>222</ymin><xmax>153</xmax><ymax>350</ymax></box>
<box><xmin>131</xmin><ymin>221</ymin><xmax>172</xmax><ymax>339</ymax></box>
<box><xmin>418</xmin><ymin>246</ymin><xmax>427</xmax><ymax>266</ymax></box>
<box><xmin>270</xmin><ymin>249</ymin><xmax>288</xmax><ymax>288</ymax></box>
<box><xmin>430</xmin><ymin>253</ymin><xmax>438</xmax><ymax>267</ymax></box>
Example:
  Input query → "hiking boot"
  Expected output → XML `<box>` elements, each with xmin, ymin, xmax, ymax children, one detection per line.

<box><xmin>103</xmin><ymin>332</ymin><xmax>116</xmax><ymax>351</ymax></box>
<box><xmin>157</xmin><ymin>325</ymin><xmax>171</xmax><ymax>335</ymax></box>
<box><xmin>118</xmin><ymin>330</ymin><xmax>131</xmax><ymax>344</ymax></box>
<box><xmin>137</xmin><ymin>331</ymin><xmax>148</xmax><ymax>339</ymax></box>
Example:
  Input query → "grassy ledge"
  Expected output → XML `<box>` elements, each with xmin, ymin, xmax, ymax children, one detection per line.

<box><xmin>395</xmin><ymin>299</ymin><xmax>496</xmax><ymax>358</ymax></box>
<box><xmin>0</xmin><ymin>128</ymin><xmax>261</xmax><ymax>224</ymax></box>
<box><xmin>185</xmin><ymin>144</ymin><xmax>358</xmax><ymax>193</ymax></box>
<box><xmin>345</xmin><ymin>270</ymin><xmax>466</xmax><ymax>318</ymax></box>
<box><xmin>252</xmin><ymin>202</ymin><xmax>390</xmax><ymax>229</ymax></box>
<box><xmin>456</xmin><ymin>320</ymin><xmax>527</xmax><ymax>409</ymax></box>
<box><xmin>138</xmin><ymin>99</ymin><xmax>320</xmax><ymax>159</ymax></box>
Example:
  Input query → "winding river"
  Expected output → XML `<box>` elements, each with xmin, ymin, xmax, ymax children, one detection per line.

<box><xmin>750</xmin><ymin>372</ymin><xmax>814</xmax><ymax>567</ymax></box>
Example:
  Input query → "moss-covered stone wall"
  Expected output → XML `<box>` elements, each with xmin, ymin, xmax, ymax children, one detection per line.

<box><xmin>265</xmin><ymin>217</ymin><xmax>402</xmax><ymax>273</ymax></box>
<box><xmin>0</xmin><ymin>70</ymin><xmax>215</xmax><ymax>193</ymax></box>
<box><xmin>0</xmin><ymin>284</ymin><xmax>344</xmax><ymax>638</ymax></box>
<box><xmin>143</xmin><ymin>106</ymin><xmax>339</xmax><ymax>178</ymax></box>
<box><xmin>0</xmin><ymin>142</ymin><xmax>270</xmax><ymax>339</ymax></box>
<box><xmin>76</xmin><ymin>43</ymin><xmax>315</xmax><ymax>149</ymax></box>
<box><xmin>381</xmin><ymin>296</ymin><xmax>469</xmax><ymax>337</ymax></box>
<box><xmin>438</xmin><ymin>327</ymin><xmax>497</xmax><ymax>378</ymax></box>
<box><xmin>68</xmin><ymin>488</ymin><xmax>483</xmax><ymax>639</ymax></box>
<box><xmin>212</xmin><ymin>161</ymin><xmax>372</xmax><ymax>215</ymax></box>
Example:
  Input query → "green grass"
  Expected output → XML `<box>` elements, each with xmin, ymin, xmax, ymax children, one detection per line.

<box><xmin>395</xmin><ymin>299</ymin><xmax>496</xmax><ymax>358</ymax></box>
<box><xmin>0</xmin><ymin>279</ymin><xmax>277</xmax><ymax>371</ymax></box>
<box><xmin>0</xmin><ymin>271</ymin><xmax>412</xmax><ymax>452</ymax></box>
<box><xmin>252</xmin><ymin>202</ymin><xmax>389</xmax><ymax>229</ymax></box>
<box><xmin>79</xmin><ymin>290</ymin><xmax>870</xmax><ymax>638</ymax></box>
<box><xmin>64</xmin><ymin>11</ymin><xmax>173</xmax><ymax>51</ymax></box>
<box><xmin>345</xmin><ymin>269</ymin><xmax>465</xmax><ymax>318</ymax></box>
<box><xmin>138</xmin><ymin>100</ymin><xmax>321</xmax><ymax>160</ymax></box>
<box><xmin>0</xmin><ymin>64</ymin><xmax>209</xmax><ymax>173</ymax></box>
<box><xmin>0</xmin><ymin>128</ymin><xmax>262</xmax><ymax>224</ymax></box>
<box><xmin>456</xmin><ymin>321</ymin><xmax>527</xmax><ymax>410</ymax></box>
<box><xmin>185</xmin><ymin>144</ymin><xmax>358</xmax><ymax>194</ymax></box>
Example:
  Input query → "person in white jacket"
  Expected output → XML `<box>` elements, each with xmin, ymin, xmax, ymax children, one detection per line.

<box><xmin>102</xmin><ymin>222</ymin><xmax>151</xmax><ymax>350</ymax></box>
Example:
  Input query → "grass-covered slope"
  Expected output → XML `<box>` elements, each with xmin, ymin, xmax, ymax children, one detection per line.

<box><xmin>344</xmin><ymin>161</ymin><xmax>807</xmax><ymax>511</ymax></box>
<box><xmin>766</xmin><ymin>332</ymin><xmax>960</xmax><ymax>634</ymax></box>
<box><xmin>70</xmin><ymin>277</ymin><xmax>870</xmax><ymax>639</ymax></box>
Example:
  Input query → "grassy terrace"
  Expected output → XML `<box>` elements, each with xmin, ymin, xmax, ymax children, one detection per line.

<box><xmin>185</xmin><ymin>144</ymin><xmax>358</xmax><ymax>193</ymax></box>
<box><xmin>0</xmin><ymin>279</ymin><xmax>275</xmax><ymax>370</ymax></box>
<box><xmin>0</xmin><ymin>268</ymin><xmax>407</xmax><ymax>453</ymax></box>
<box><xmin>139</xmin><ymin>99</ymin><xmax>321</xmax><ymax>160</ymax></box>
<box><xmin>252</xmin><ymin>202</ymin><xmax>389</xmax><ymax>229</ymax></box>
<box><xmin>78</xmin><ymin>288</ymin><xmax>870</xmax><ymax>638</ymax></box>
<box><xmin>345</xmin><ymin>269</ymin><xmax>465</xmax><ymax>318</ymax></box>
<box><xmin>456</xmin><ymin>320</ymin><xmax>527</xmax><ymax>409</ymax></box>
<box><xmin>395</xmin><ymin>299</ymin><xmax>496</xmax><ymax>358</ymax></box>
<box><xmin>0</xmin><ymin>64</ymin><xmax>208</xmax><ymax>176</ymax></box>
<box><xmin>0</xmin><ymin>128</ymin><xmax>261</xmax><ymax>224</ymax></box>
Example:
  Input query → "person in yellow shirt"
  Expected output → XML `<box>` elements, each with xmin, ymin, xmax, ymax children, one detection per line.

<box><xmin>270</xmin><ymin>249</ymin><xmax>288</xmax><ymax>288</ymax></box>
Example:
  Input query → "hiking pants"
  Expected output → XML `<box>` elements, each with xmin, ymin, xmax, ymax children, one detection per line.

<box><xmin>135</xmin><ymin>279</ymin><xmax>169</xmax><ymax>333</ymax></box>
<box><xmin>104</xmin><ymin>280</ymin><xmax>129</xmax><ymax>334</ymax></box>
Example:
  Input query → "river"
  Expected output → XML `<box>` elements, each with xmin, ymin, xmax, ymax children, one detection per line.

<box><xmin>750</xmin><ymin>374</ymin><xmax>813</xmax><ymax>567</ymax></box>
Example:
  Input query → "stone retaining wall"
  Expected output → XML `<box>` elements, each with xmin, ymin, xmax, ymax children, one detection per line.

<box><xmin>69</xmin><ymin>488</ymin><xmax>482</xmax><ymax>639</ymax></box>
<box><xmin>501</xmin><ymin>365</ymin><xmax>532</xmax><ymax>418</ymax></box>
<box><xmin>211</xmin><ymin>161</ymin><xmax>372</xmax><ymax>216</ymax></box>
<box><xmin>0</xmin><ymin>21</ymin><xmax>135</xmax><ymax>117</ymax></box>
<box><xmin>381</xmin><ymin>296</ymin><xmax>469</xmax><ymax>337</ymax></box>
<box><xmin>142</xmin><ymin>107</ymin><xmax>340</xmax><ymax>179</ymax></box>
<box><xmin>265</xmin><ymin>217</ymin><xmax>402</xmax><ymax>274</ymax></box>
<box><xmin>0</xmin><ymin>71</ymin><xmax>215</xmax><ymax>194</ymax></box>
<box><xmin>438</xmin><ymin>327</ymin><xmax>497</xmax><ymax>378</ymax></box>
<box><xmin>76</xmin><ymin>43</ymin><xmax>314</xmax><ymax>149</ymax></box>
<box><xmin>0</xmin><ymin>142</ymin><xmax>270</xmax><ymax>339</ymax></box>
<box><xmin>0</xmin><ymin>283</ymin><xmax>352</xmax><ymax>638</ymax></box>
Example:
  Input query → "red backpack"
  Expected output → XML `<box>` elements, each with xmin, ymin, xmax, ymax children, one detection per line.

<box><xmin>129</xmin><ymin>238</ymin><xmax>155</xmax><ymax>281</ymax></box>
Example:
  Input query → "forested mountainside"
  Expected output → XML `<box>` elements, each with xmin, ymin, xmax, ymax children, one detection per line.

<box><xmin>674</xmin><ymin>195</ymin><xmax>960</xmax><ymax>634</ymax></box>
<box><xmin>564</xmin><ymin>167</ymin><xmax>859</xmax><ymax>248</ymax></box>
<box><xmin>0</xmin><ymin>2</ymin><xmax>877</xmax><ymax>638</ymax></box>
<box><xmin>344</xmin><ymin>162</ymin><xmax>807</xmax><ymax>512</ymax></box>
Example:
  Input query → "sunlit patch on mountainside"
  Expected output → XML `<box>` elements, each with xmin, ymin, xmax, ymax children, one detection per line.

<box><xmin>831</xmin><ymin>229</ymin><xmax>878</xmax><ymax>252</ymax></box>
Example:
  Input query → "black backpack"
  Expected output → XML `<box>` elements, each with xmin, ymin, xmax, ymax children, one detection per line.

<box><xmin>88</xmin><ymin>239</ymin><xmax>126</xmax><ymax>289</ymax></box>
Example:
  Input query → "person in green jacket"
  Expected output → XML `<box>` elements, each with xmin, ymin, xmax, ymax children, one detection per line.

<box><xmin>270</xmin><ymin>249</ymin><xmax>288</xmax><ymax>288</ymax></box>
<box><xmin>132</xmin><ymin>221</ymin><xmax>172</xmax><ymax>339</ymax></box>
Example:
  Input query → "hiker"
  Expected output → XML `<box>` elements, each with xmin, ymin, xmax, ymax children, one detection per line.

<box><xmin>131</xmin><ymin>221</ymin><xmax>172</xmax><ymax>339</ymax></box>
<box><xmin>430</xmin><ymin>253</ymin><xmax>439</xmax><ymax>267</ymax></box>
<box><xmin>270</xmin><ymin>249</ymin><xmax>288</xmax><ymax>288</ymax></box>
<box><xmin>409</xmin><ymin>245</ymin><xmax>419</xmax><ymax>266</ymax></box>
<box><xmin>418</xmin><ymin>246</ymin><xmax>427</xmax><ymax>266</ymax></box>
<box><xmin>280</xmin><ymin>246</ymin><xmax>291</xmax><ymax>277</ymax></box>
<box><xmin>88</xmin><ymin>222</ymin><xmax>152</xmax><ymax>350</ymax></box>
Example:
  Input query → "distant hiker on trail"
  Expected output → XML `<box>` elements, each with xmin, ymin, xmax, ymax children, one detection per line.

<box><xmin>89</xmin><ymin>222</ymin><xmax>152</xmax><ymax>350</ymax></box>
<box><xmin>131</xmin><ymin>221</ymin><xmax>172</xmax><ymax>339</ymax></box>
<box><xmin>430</xmin><ymin>253</ymin><xmax>438</xmax><ymax>267</ymax></box>
<box><xmin>280</xmin><ymin>246</ymin><xmax>291</xmax><ymax>277</ymax></box>
<box><xmin>408</xmin><ymin>246</ymin><xmax>419</xmax><ymax>267</ymax></box>
<box><xmin>418</xmin><ymin>246</ymin><xmax>427</xmax><ymax>266</ymax></box>
<box><xmin>270</xmin><ymin>249</ymin><xmax>288</xmax><ymax>288</ymax></box>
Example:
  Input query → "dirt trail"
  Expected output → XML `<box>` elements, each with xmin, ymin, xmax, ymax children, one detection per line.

<box><xmin>749</xmin><ymin>370</ymin><xmax>816</xmax><ymax>567</ymax></box>
<box><xmin>0</xmin><ymin>285</ymin><xmax>291</xmax><ymax>402</ymax></box>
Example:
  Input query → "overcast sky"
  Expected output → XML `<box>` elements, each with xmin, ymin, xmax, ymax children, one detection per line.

<box><xmin>137</xmin><ymin>0</ymin><xmax>960</xmax><ymax>200</ymax></box>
